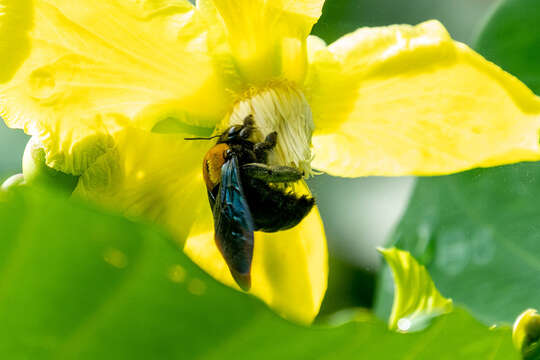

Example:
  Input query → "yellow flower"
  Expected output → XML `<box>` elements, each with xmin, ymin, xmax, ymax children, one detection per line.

<box><xmin>1</xmin><ymin>0</ymin><xmax>540</xmax><ymax>323</ymax></box>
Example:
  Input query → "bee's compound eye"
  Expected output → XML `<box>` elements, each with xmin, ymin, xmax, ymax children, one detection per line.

<box><xmin>228</xmin><ymin>126</ymin><xmax>240</xmax><ymax>136</ymax></box>
<box><xmin>239</xmin><ymin>127</ymin><xmax>250</xmax><ymax>139</ymax></box>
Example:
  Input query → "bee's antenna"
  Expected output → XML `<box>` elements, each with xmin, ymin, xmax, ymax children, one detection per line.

<box><xmin>184</xmin><ymin>135</ymin><xmax>220</xmax><ymax>141</ymax></box>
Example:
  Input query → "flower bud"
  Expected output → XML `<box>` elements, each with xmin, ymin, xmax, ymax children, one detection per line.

<box><xmin>513</xmin><ymin>309</ymin><xmax>540</xmax><ymax>359</ymax></box>
<box><xmin>22</xmin><ymin>137</ymin><xmax>79</xmax><ymax>193</ymax></box>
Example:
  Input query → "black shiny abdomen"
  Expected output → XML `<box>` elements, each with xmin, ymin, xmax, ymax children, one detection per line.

<box><xmin>241</xmin><ymin>175</ymin><xmax>314</xmax><ymax>232</ymax></box>
<box><xmin>209</xmin><ymin>158</ymin><xmax>314</xmax><ymax>233</ymax></box>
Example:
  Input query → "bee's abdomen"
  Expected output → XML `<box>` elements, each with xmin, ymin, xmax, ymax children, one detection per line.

<box><xmin>241</xmin><ymin>176</ymin><xmax>314</xmax><ymax>232</ymax></box>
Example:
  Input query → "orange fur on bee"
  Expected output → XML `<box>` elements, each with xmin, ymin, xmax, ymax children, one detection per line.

<box><xmin>202</xmin><ymin>143</ymin><xmax>230</xmax><ymax>191</ymax></box>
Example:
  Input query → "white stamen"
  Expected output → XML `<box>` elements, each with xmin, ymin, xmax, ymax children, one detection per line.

<box><xmin>223</xmin><ymin>84</ymin><xmax>314</xmax><ymax>176</ymax></box>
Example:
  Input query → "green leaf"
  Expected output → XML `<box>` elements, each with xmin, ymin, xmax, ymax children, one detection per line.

<box><xmin>380</xmin><ymin>248</ymin><xmax>452</xmax><ymax>331</ymax></box>
<box><xmin>475</xmin><ymin>0</ymin><xmax>540</xmax><ymax>92</ymax></box>
<box><xmin>0</xmin><ymin>188</ymin><xmax>518</xmax><ymax>359</ymax></box>
<box><xmin>375</xmin><ymin>0</ymin><xmax>540</xmax><ymax>327</ymax></box>
<box><xmin>375</xmin><ymin>163</ymin><xmax>540</xmax><ymax>325</ymax></box>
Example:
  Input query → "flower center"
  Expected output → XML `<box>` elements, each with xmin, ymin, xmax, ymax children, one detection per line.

<box><xmin>222</xmin><ymin>84</ymin><xmax>314</xmax><ymax>176</ymax></box>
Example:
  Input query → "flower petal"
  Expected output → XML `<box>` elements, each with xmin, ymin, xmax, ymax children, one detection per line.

<box><xmin>198</xmin><ymin>0</ymin><xmax>324</xmax><ymax>86</ymax></box>
<box><xmin>75</xmin><ymin>127</ymin><xmax>210</xmax><ymax>242</ymax></box>
<box><xmin>305</xmin><ymin>20</ymin><xmax>540</xmax><ymax>176</ymax></box>
<box><xmin>0</xmin><ymin>0</ymin><xmax>229</xmax><ymax>175</ymax></box>
<box><xmin>184</xmin><ymin>202</ymin><xmax>328</xmax><ymax>324</ymax></box>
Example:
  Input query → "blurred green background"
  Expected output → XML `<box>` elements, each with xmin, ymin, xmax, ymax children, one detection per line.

<box><xmin>0</xmin><ymin>0</ymin><xmax>499</xmax><ymax>314</ymax></box>
<box><xmin>0</xmin><ymin>123</ymin><xmax>26</xmax><ymax>175</ymax></box>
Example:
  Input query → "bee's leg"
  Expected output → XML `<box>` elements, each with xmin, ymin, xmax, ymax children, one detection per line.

<box><xmin>241</xmin><ymin>163</ymin><xmax>303</xmax><ymax>183</ymax></box>
<box><xmin>254</xmin><ymin>131</ymin><xmax>277</xmax><ymax>163</ymax></box>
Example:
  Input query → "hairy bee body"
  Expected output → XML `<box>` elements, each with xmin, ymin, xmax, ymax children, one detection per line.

<box><xmin>200</xmin><ymin>115</ymin><xmax>314</xmax><ymax>289</ymax></box>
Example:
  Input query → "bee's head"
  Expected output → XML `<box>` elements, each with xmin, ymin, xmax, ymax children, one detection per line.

<box><xmin>184</xmin><ymin>115</ymin><xmax>256</xmax><ymax>144</ymax></box>
<box><xmin>217</xmin><ymin>115</ymin><xmax>255</xmax><ymax>145</ymax></box>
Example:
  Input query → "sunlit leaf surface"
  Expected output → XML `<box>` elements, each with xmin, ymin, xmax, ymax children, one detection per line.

<box><xmin>375</xmin><ymin>162</ymin><xmax>540</xmax><ymax>325</ymax></box>
<box><xmin>375</xmin><ymin>0</ymin><xmax>540</xmax><ymax>327</ymax></box>
<box><xmin>0</xmin><ymin>188</ymin><xmax>517</xmax><ymax>359</ymax></box>
<box><xmin>380</xmin><ymin>248</ymin><xmax>452</xmax><ymax>331</ymax></box>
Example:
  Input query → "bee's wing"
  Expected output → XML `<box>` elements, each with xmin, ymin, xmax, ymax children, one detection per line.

<box><xmin>213</xmin><ymin>154</ymin><xmax>255</xmax><ymax>291</ymax></box>
<box><xmin>207</xmin><ymin>189</ymin><xmax>216</xmax><ymax>210</ymax></box>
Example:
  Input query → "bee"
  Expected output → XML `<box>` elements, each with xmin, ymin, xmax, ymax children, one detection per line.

<box><xmin>186</xmin><ymin>115</ymin><xmax>314</xmax><ymax>290</ymax></box>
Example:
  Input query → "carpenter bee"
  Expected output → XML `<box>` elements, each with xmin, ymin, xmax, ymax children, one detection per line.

<box><xmin>186</xmin><ymin>115</ymin><xmax>314</xmax><ymax>290</ymax></box>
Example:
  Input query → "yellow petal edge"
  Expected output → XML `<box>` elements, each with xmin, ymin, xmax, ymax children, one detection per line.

<box><xmin>379</xmin><ymin>247</ymin><xmax>453</xmax><ymax>331</ymax></box>
<box><xmin>307</xmin><ymin>20</ymin><xmax>540</xmax><ymax>177</ymax></box>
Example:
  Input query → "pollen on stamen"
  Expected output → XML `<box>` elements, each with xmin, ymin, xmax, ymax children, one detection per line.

<box><xmin>223</xmin><ymin>83</ymin><xmax>315</xmax><ymax>177</ymax></box>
